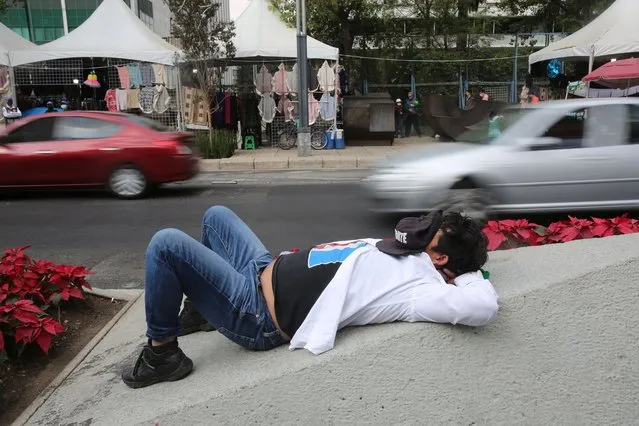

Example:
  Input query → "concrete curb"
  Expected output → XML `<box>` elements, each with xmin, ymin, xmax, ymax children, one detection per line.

<box><xmin>201</xmin><ymin>158</ymin><xmax>379</xmax><ymax>172</ymax></box>
<box><xmin>11</xmin><ymin>290</ymin><xmax>143</xmax><ymax>426</ymax></box>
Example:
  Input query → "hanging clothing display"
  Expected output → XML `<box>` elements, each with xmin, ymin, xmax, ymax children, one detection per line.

<box><xmin>317</xmin><ymin>61</ymin><xmax>336</xmax><ymax>92</ymax></box>
<box><xmin>139</xmin><ymin>63</ymin><xmax>155</xmax><ymax>87</ymax></box>
<box><xmin>255</xmin><ymin>65</ymin><xmax>273</xmax><ymax>95</ymax></box>
<box><xmin>126</xmin><ymin>88</ymin><xmax>141</xmax><ymax>110</ymax></box>
<box><xmin>308</xmin><ymin>93</ymin><xmax>320</xmax><ymax>125</ymax></box>
<box><xmin>240</xmin><ymin>93</ymin><xmax>261</xmax><ymax>129</ymax></box>
<box><xmin>139</xmin><ymin>87</ymin><xmax>155</xmax><ymax>114</ymax></box>
<box><xmin>258</xmin><ymin>93</ymin><xmax>277</xmax><ymax>123</ymax></box>
<box><xmin>164</xmin><ymin>66</ymin><xmax>177</xmax><ymax>89</ymax></box>
<box><xmin>104</xmin><ymin>89</ymin><xmax>118</xmax><ymax>112</ymax></box>
<box><xmin>0</xmin><ymin>67</ymin><xmax>8</xmax><ymax>89</ymax></box>
<box><xmin>307</xmin><ymin>62</ymin><xmax>319</xmax><ymax>92</ymax></box>
<box><xmin>277</xmin><ymin>96</ymin><xmax>295</xmax><ymax>122</ymax></box>
<box><xmin>286</xmin><ymin>63</ymin><xmax>299</xmax><ymax>95</ymax></box>
<box><xmin>115</xmin><ymin>89</ymin><xmax>127</xmax><ymax>111</ymax></box>
<box><xmin>319</xmin><ymin>92</ymin><xmax>336</xmax><ymax>120</ymax></box>
<box><xmin>116</xmin><ymin>66</ymin><xmax>130</xmax><ymax>89</ymax></box>
<box><xmin>182</xmin><ymin>86</ymin><xmax>208</xmax><ymax>126</ymax></box>
<box><xmin>272</xmin><ymin>63</ymin><xmax>289</xmax><ymax>95</ymax></box>
<box><xmin>152</xmin><ymin>64</ymin><xmax>165</xmax><ymax>85</ymax></box>
<box><xmin>127</xmin><ymin>63</ymin><xmax>143</xmax><ymax>88</ymax></box>
<box><xmin>153</xmin><ymin>85</ymin><xmax>171</xmax><ymax>114</ymax></box>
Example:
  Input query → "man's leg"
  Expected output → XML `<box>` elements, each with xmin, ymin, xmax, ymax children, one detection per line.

<box><xmin>122</xmin><ymin>228</ymin><xmax>284</xmax><ymax>389</ymax></box>
<box><xmin>179</xmin><ymin>206</ymin><xmax>272</xmax><ymax>336</ymax></box>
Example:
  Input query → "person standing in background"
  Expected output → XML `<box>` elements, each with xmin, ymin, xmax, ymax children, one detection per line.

<box><xmin>2</xmin><ymin>98</ymin><xmax>22</xmax><ymax>124</ymax></box>
<box><xmin>404</xmin><ymin>91</ymin><xmax>422</xmax><ymax>137</ymax></box>
<box><xmin>480</xmin><ymin>88</ymin><xmax>490</xmax><ymax>101</ymax></box>
<box><xmin>394</xmin><ymin>98</ymin><xmax>405</xmax><ymax>139</ymax></box>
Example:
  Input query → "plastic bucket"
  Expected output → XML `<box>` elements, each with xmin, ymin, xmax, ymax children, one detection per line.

<box><xmin>335</xmin><ymin>129</ymin><xmax>345</xmax><ymax>149</ymax></box>
<box><xmin>324</xmin><ymin>130</ymin><xmax>335</xmax><ymax>149</ymax></box>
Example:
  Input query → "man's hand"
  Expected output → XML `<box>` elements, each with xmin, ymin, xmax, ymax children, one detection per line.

<box><xmin>438</xmin><ymin>268</ymin><xmax>457</xmax><ymax>285</ymax></box>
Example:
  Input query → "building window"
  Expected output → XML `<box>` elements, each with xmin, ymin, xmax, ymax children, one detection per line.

<box><xmin>137</xmin><ymin>0</ymin><xmax>152</xmax><ymax>18</ymax></box>
<box><xmin>27</xmin><ymin>0</ymin><xmax>65</xmax><ymax>43</ymax></box>
<box><xmin>0</xmin><ymin>4</ymin><xmax>30</xmax><ymax>40</ymax></box>
<box><xmin>65</xmin><ymin>0</ymin><xmax>101</xmax><ymax>32</ymax></box>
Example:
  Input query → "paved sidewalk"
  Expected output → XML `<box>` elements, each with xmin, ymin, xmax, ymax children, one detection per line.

<box><xmin>14</xmin><ymin>233</ymin><xmax>639</xmax><ymax>425</ymax></box>
<box><xmin>201</xmin><ymin>136</ymin><xmax>433</xmax><ymax>172</ymax></box>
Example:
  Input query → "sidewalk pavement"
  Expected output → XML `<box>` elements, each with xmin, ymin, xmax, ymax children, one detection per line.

<box><xmin>14</xmin><ymin>233</ymin><xmax>639</xmax><ymax>425</ymax></box>
<box><xmin>201</xmin><ymin>136</ymin><xmax>433</xmax><ymax>172</ymax></box>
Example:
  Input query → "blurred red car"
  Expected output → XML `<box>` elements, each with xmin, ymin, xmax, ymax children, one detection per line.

<box><xmin>0</xmin><ymin>111</ymin><xmax>199</xmax><ymax>198</ymax></box>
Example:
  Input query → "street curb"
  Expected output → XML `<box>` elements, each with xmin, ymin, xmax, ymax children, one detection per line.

<box><xmin>201</xmin><ymin>158</ymin><xmax>380</xmax><ymax>172</ymax></box>
<box><xmin>11</xmin><ymin>290</ymin><xmax>143</xmax><ymax>426</ymax></box>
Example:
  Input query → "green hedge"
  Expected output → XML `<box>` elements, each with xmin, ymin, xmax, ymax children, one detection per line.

<box><xmin>196</xmin><ymin>130</ymin><xmax>236</xmax><ymax>159</ymax></box>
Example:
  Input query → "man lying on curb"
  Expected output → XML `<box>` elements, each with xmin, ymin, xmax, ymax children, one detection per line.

<box><xmin>122</xmin><ymin>206</ymin><xmax>499</xmax><ymax>389</ymax></box>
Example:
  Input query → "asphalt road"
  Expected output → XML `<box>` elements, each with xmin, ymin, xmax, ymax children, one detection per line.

<box><xmin>2</xmin><ymin>170</ymin><xmax>634</xmax><ymax>289</ymax></box>
<box><xmin>0</xmin><ymin>171</ymin><xmax>390</xmax><ymax>289</ymax></box>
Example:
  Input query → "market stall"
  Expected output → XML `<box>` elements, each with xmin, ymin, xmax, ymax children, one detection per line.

<box><xmin>0</xmin><ymin>23</ymin><xmax>38</xmax><ymax>124</ymax></box>
<box><xmin>529</xmin><ymin>0</ymin><xmax>639</xmax><ymax>72</ymax></box>
<box><xmin>226</xmin><ymin>0</ymin><xmax>343</xmax><ymax>149</ymax></box>
<box><xmin>7</xmin><ymin>0</ymin><xmax>184</xmax><ymax>129</ymax></box>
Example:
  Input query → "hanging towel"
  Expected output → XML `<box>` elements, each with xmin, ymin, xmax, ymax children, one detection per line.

<box><xmin>165</xmin><ymin>66</ymin><xmax>178</xmax><ymax>89</ymax></box>
<box><xmin>154</xmin><ymin>85</ymin><xmax>171</xmax><ymax>114</ymax></box>
<box><xmin>139</xmin><ymin>63</ymin><xmax>155</xmax><ymax>86</ymax></box>
<box><xmin>258</xmin><ymin>93</ymin><xmax>277</xmax><ymax>123</ymax></box>
<box><xmin>317</xmin><ymin>61</ymin><xmax>336</xmax><ymax>92</ymax></box>
<box><xmin>277</xmin><ymin>96</ymin><xmax>295</xmax><ymax>122</ymax></box>
<box><xmin>319</xmin><ymin>92</ymin><xmax>336</xmax><ymax>120</ymax></box>
<box><xmin>152</xmin><ymin>64</ymin><xmax>165</xmax><ymax>85</ymax></box>
<box><xmin>287</xmin><ymin>63</ymin><xmax>299</xmax><ymax>96</ymax></box>
<box><xmin>308</xmin><ymin>93</ymin><xmax>320</xmax><ymax>125</ymax></box>
<box><xmin>127</xmin><ymin>63</ymin><xmax>143</xmax><ymax>88</ymax></box>
<box><xmin>255</xmin><ymin>65</ymin><xmax>273</xmax><ymax>95</ymax></box>
<box><xmin>272</xmin><ymin>63</ymin><xmax>289</xmax><ymax>95</ymax></box>
<box><xmin>126</xmin><ymin>88</ymin><xmax>141</xmax><ymax>109</ymax></box>
<box><xmin>116</xmin><ymin>66</ymin><xmax>130</xmax><ymax>89</ymax></box>
<box><xmin>104</xmin><ymin>89</ymin><xmax>118</xmax><ymax>112</ymax></box>
<box><xmin>139</xmin><ymin>87</ymin><xmax>155</xmax><ymax>114</ymax></box>
<box><xmin>115</xmin><ymin>89</ymin><xmax>127</xmax><ymax>111</ymax></box>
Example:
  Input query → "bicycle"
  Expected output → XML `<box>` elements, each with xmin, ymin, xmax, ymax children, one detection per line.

<box><xmin>277</xmin><ymin>120</ymin><xmax>330</xmax><ymax>150</ymax></box>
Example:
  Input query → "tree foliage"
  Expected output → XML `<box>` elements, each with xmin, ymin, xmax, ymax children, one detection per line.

<box><xmin>269</xmin><ymin>0</ymin><xmax>398</xmax><ymax>56</ymax></box>
<box><xmin>165</xmin><ymin>0</ymin><xmax>236</xmax><ymax>103</ymax></box>
<box><xmin>497</xmin><ymin>0</ymin><xmax>616</xmax><ymax>32</ymax></box>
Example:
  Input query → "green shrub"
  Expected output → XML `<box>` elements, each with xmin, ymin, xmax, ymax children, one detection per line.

<box><xmin>196</xmin><ymin>130</ymin><xmax>236</xmax><ymax>159</ymax></box>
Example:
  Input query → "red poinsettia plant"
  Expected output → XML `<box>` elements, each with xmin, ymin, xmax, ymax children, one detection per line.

<box><xmin>0</xmin><ymin>247</ymin><xmax>92</xmax><ymax>361</ymax></box>
<box><xmin>483</xmin><ymin>214</ymin><xmax>639</xmax><ymax>251</ymax></box>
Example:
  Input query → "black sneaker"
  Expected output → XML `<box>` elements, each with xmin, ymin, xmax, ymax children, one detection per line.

<box><xmin>178</xmin><ymin>299</ymin><xmax>216</xmax><ymax>336</ymax></box>
<box><xmin>121</xmin><ymin>342</ymin><xmax>194</xmax><ymax>389</ymax></box>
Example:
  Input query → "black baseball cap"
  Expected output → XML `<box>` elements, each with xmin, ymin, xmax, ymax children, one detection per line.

<box><xmin>376</xmin><ymin>210</ymin><xmax>444</xmax><ymax>256</ymax></box>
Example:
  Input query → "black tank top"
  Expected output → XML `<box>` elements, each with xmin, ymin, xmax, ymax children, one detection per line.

<box><xmin>272</xmin><ymin>241</ymin><xmax>366</xmax><ymax>337</ymax></box>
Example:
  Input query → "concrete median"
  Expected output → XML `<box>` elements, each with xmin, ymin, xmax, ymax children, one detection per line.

<box><xmin>17</xmin><ymin>233</ymin><xmax>639</xmax><ymax>425</ymax></box>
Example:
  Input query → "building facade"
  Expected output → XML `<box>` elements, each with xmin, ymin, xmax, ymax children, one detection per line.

<box><xmin>0</xmin><ymin>0</ymin><xmax>173</xmax><ymax>44</ymax></box>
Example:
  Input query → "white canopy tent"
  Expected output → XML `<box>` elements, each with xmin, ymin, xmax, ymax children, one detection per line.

<box><xmin>9</xmin><ymin>0</ymin><xmax>181</xmax><ymax>66</ymax></box>
<box><xmin>0</xmin><ymin>23</ymin><xmax>37</xmax><ymax>67</ymax></box>
<box><xmin>529</xmin><ymin>0</ymin><xmax>639</xmax><ymax>71</ymax></box>
<box><xmin>233</xmin><ymin>0</ymin><xmax>339</xmax><ymax>60</ymax></box>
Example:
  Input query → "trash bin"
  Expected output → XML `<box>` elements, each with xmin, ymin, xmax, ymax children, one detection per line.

<box><xmin>324</xmin><ymin>130</ymin><xmax>335</xmax><ymax>149</ymax></box>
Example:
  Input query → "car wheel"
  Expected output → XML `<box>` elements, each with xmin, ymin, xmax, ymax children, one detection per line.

<box><xmin>108</xmin><ymin>165</ymin><xmax>148</xmax><ymax>199</ymax></box>
<box><xmin>439</xmin><ymin>181</ymin><xmax>494</xmax><ymax>224</ymax></box>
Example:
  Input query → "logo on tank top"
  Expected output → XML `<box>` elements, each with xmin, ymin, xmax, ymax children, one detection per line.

<box><xmin>308</xmin><ymin>241</ymin><xmax>366</xmax><ymax>268</ymax></box>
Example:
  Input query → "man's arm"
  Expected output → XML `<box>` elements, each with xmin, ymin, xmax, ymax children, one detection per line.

<box><xmin>411</xmin><ymin>271</ymin><xmax>499</xmax><ymax>327</ymax></box>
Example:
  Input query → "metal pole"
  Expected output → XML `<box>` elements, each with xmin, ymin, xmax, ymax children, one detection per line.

<box><xmin>512</xmin><ymin>34</ymin><xmax>519</xmax><ymax>104</ymax></box>
<box><xmin>296</xmin><ymin>0</ymin><xmax>311</xmax><ymax>157</ymax></box>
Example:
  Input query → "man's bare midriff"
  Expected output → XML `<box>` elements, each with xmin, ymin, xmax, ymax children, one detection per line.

<box><xmin>260</xmin><ymin>260</ymin><xmax>291</xmax><ymax>341</ymax></box>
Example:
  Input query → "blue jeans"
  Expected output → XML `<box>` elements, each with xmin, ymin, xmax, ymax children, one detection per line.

<box><xmin>144</xmin><ymin>206</ymin><xmax>287</xmax><ymax>351</ymax></box>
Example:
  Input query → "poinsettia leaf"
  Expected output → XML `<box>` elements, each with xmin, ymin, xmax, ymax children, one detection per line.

<box><xmin>68</xmin><ymin>286</ymin><xmax>84</xmax><ymax>300</ymax></box>
<box><xmin>559</xmin><ymin>227</ymin><xmax>581</xmax><ymax>242</ymax></box>
<box><xmin>617</xmin><ymin>225</ymin><xmax>635</xmax><ymax>234</ymax></box>
<box><xmin>43</xmin><ymin>318</ymin><xmax>65</xmax><ymax>335</ymax></box>
<box><xmin>14</xmin><ymin>300</ymin><xmax>43</xmax><ymax>313</ymax></box>
<box><xmin>12</xmin><ymin>309</ymin><xmax>40</xmax><ymax>324</ymax></box>
<box><xmin>483</xmin><ymin>229</ymin><xmax>507</xmax><ymax>251</ymax></box>
<box><xmin>35</xmin><ymin>330</ymin><xmax>52</xmax><ymax>354</ymax></box>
